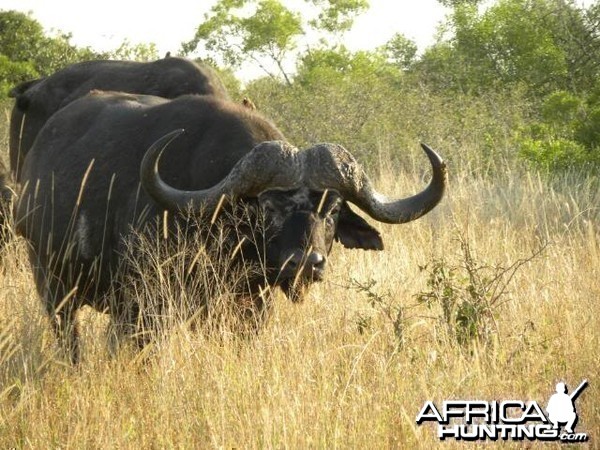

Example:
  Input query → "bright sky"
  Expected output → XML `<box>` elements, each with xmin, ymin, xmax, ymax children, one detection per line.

<box><xmin>0</xmin><ymin>0</ymin><xmax>450</xmax><ymax>58</ymax></box>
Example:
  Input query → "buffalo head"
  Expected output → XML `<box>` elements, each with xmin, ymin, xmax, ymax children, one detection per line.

<box><xmin>141</xmin><ymin>130</ymin><xmax>447</xmax><ymax>301</ymax></box>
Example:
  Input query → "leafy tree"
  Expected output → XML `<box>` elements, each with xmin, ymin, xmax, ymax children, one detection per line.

<box><xmin>182</xmin><ymin>0</ymin><xmax>368</xmax><ymax>84</ymax></box>
<box><xmin>0</xmin><ymin>10</ymin><xmax>103</xmax><ymax>94</ymax></box>
<box><xmin>307</xmin><ymin>0</ymin><xmax>369</xmax><ymax>32</ymax></box>
<box><xmin>0</xmin><ymin>10</ymin><xmax>46</xmax><ymax>90</ymax></box>
<box><xmin>0</xmin><ymin>55</ymin><xmax>37</xmax><ymax>94</ymax></box>
<box><xmin>0</xmin><ymin>10</ymin><xmax>46</xmax><ymax>63</ymax></box>
<box><xmin>417</xmin><ymin>0</ymin><xmax>600</xmax><ymax>95</ymax></box>
<box><xmin>516</xmin><ymin>87</ymin><xmax>600</xmax><ymax>171</ymax></box>
<box><xmin>379</xmin><ymin>33</ymin><xmax>417</xmax><ymax>71</ymax></box>
<box><xmin>575</xmin><ymin>105</ymin><xmax>600</xmax><ymax>150</ymax></box>
<box><xmin>182</xmin><ymin>0</ymin><xmax>301</xmax><ymax>84</ymax></box>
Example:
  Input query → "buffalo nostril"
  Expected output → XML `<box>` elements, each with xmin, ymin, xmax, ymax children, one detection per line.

<box><xmin>307</xmin><ymin>252</ymin><xmax>326</xmax><ymax>271</ymax></box>
<box><xmin>281</xmin><ymin>251</ymin><xmax>326</xmax><ymax>277</ymax></box>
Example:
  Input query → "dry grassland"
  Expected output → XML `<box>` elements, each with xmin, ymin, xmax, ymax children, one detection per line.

<box><xmin>0</xmin><ymin>127</ymin><xmax>598</xmax><ymax>448</ymax></box>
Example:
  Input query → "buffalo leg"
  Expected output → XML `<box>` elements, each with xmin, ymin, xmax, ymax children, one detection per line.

<box><xmin>107</xmin><ymin>299</ymin><xmax>151</xmax><ymax>355</ymax></box>
<box><xmin>46</xmin><ymin>300</ymin><xmax>80</xmax><ymax>364</ymax></box>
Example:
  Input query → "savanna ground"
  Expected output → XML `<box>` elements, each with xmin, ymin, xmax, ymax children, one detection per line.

<box><xmin>0</xmin><ymin>89</ymin><xmax>598</xmax><ymax>450</ymax></box>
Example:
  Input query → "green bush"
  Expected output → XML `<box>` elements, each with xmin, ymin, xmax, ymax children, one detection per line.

<box><xmin>518</xmin><ymin>136</ymin><xmax>594</xmax><ymax>171</ymax></box>
<box><xmin>575</xmin><ymin>105</ymin><xmax>600</xmax><ymax>151</ymax></box>
<box><xmin>540</xmin><ymin>90</ymin><xmax>583</xmax><ymax>126</ymax></box>
<box><xmin>517</xmin><ymin>88</ymin><xmax>600</xmax><ymax>171</ymax></box>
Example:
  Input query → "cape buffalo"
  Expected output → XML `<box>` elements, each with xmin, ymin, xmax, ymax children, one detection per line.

<box><xmin>16</xmin><ymin>91</ymin><xmax>447</xmax><ymax>362</ymax></box>
<box><xmin>2</xmin><ymin>57</ymin><xmax>228</xmax><ymax>251</ymax></box>
<box><xmin>9</xmin><ymin>57</ymin><xmax>228</xmax><ymax>180</ymax></box>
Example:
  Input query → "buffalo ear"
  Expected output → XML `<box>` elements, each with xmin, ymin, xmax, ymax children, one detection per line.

<box><xmin>9</xmin><ymin>78</ymin><xmax>44</xmax><ymax>111</ymax></box>
<box><xmin>335</xmin><ymin>202</ymin><xmax>384</xmax><ymax>251</ymax></box>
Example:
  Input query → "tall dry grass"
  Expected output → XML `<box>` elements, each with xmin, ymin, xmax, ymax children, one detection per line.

<box><xmin>0</xmin><ymin>141</ymin><xmax>598</xmax><ymax>448</ymax></box>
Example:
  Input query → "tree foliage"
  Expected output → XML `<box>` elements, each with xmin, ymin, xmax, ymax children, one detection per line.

<box><xmin>0</xmin><ymin>11</ymin><xmax>99</xmax><ymax>83</ymax></box>
<box><xmin>307</xmin><ymin>0</ymin><xmax>369</xmax><ymax>32</ymax></box>
<box><xmin>0</xmin><ymin>10</ymin><xmax>45</xmax><ymax>63</ymax></box>
<box><xmin>378</xmin><ymin>33</ymin><xmax>417</xmax><ymax>70</ymax></box>
<box><xmin>418</xmin><ymin>0</ymin><xmax>600</xmax><ymax>96</ymax></box>
<box><xmin>182</xmin><ymin>0</ymin><xmax>302</xmax><ymax>84</ymax></box>
<box><xmin>182</xmin><ymin>0</ymin><xmax>368</xmax><ymax>84</ymax></box>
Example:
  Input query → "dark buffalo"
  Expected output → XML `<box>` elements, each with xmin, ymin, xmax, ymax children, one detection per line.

<box><xmin>16</xmin><ymin>91</ymin><xmax>447</xmax><ymax>362</ymax></box>
<box><xmin>2</xmin><ymin>57</ymin><xmax>228</xmax><ymax>250</ymax></box>
<box><xmin>9</xmin><ymin>57</ymin><xmax>228</xmax><ymax>179</ymax></box>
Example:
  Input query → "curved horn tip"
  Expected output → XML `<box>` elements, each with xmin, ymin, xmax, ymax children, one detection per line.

<box><xmin>420</xmin><ymin>143</ymin><xmax>446</xmax><ymax>168</ymax></box>
<box><xmin>169</xmin><ymin>128</ymin><xmax>186</xmax><ymax>138</ymax></box>
<box><xmin>155</xmin><ymin>128</ymin><xmax>185</xmax><ymax>158</ymax></box>
<box><xmin>141</xmin><ymin>128</ymin><xmax>187</xmax><ymax>181</ymax></box>
<box><xmin>156</xmin><ymin>128</ymin><xmax>186</xmax><ymax>144</ymax></box>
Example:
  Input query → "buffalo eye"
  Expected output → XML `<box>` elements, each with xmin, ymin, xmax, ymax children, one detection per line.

<box><xmin>327</xmin><ymin>202</ymin><xmax>342</xmax><ymax>218</ymax></box>
<box><xmin>329</xmin><ymin>203</ymin><xmax>341</xmax><ymax>216</ymax></box>
<box><xmin>324</xmin><ymin>203</ymin><xmax>341</xmax><ymax>226</ymax></box>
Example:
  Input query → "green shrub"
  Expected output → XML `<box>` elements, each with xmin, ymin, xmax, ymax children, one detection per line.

<box><xmin>540</xmin><ymin>91</ymin><xmax>583</xmax><ymax>127</ymax></box>
<box><xmin>518</xmin><ymin>89</ymin><xmax>600</xmax><ymax>172</ymax></box>
<box><xmin>518</xmin><ymin>136</ymin><xmax>594</xmax><ymax>171</ymax></box>
<box><xmin>575</xmin><ymin>105</ymin><xmax>600</xmax><ymax>151</ymax></box>
<box><xmin>416</xmin><ymin>233</ymin><xmax>546</xmax><ymax>348</ymax></box>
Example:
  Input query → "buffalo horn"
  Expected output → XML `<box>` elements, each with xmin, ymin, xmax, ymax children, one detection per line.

<box><xmin>141</xmin><ymin>130</ymin><xmax>447</xmax><ymax>224</ymax></box>
<box><xmin>301</xmin><ymin>143</ymin><xmax>447</xmax><ymax>224</ymax></box>
<box><xmin>140</xmin><ymin>130</ymin><xmax>304</xmax><ymax>212</ymax></box>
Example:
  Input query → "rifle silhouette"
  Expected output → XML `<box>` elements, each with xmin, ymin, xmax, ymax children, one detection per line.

<box><xmin>569</xmin><ymin>379</ymin><xmax>588</xmax><ymax>402</ymax></box>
